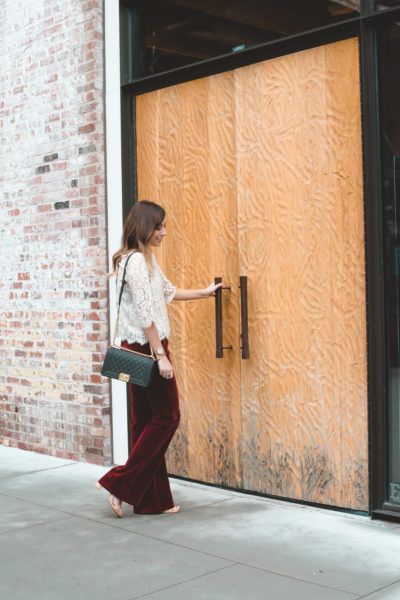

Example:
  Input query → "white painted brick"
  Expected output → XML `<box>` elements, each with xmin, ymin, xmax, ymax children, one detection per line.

<box><xmin>0</xmin><ymin>0</ymin><xmax>111</xmax><ymax>465</ymax></box>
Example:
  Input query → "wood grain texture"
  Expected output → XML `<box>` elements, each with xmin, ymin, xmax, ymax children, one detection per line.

<box><xmin>325</xmin><ymin>39</ymin><xmax>368</xmax><ymax>508</ymax></box>
<box><xmin>136</xmin><ymin>72</ymin><xmax>242</xmax><ymax>487</ymax></box>
<box><xmin>237</xmin><ymin>38</ymin><xmax>367</xmax><ymax>509</ymax></box>
<box><xmin>136</xmin><ymin>37</ymin><xmax>367</xmax><ymax>509</ymax></box>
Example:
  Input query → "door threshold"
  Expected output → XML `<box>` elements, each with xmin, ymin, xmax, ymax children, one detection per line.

<box><xmin>169</xmin><ymin>474</ymin><xmax>369</xmax><ymax>517</ymax></box>
<box><xmin>372</xmin><ymin>507</ymin><xmax>400</xmax><ymax>523</ymax></box>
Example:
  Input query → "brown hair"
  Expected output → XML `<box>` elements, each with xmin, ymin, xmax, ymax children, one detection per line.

<box><xmin>110</xmin><ymin>200</ymin><xmax>165</xmax><ymax>276</ymax></box>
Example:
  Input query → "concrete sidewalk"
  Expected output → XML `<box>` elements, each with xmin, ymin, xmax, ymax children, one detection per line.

<box><xmin>1</xmin><ymin>447</ymin><xmax>400</xmax><ymax>600</ymax></box>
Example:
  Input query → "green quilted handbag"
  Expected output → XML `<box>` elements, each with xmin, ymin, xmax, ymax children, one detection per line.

<box><xmin>101</xmin><ymin>343</ymin><xmax>157</xmax><ymax>387</ymax></box>
<box><xmin>101</xmin><ymin>253</ymin><xmax>157</xmax><ymax>388</ymax></box>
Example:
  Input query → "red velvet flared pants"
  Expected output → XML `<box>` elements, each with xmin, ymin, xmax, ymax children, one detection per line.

<box><xmin>98</xmin><ymin>339</ymin><xmax>180</xmax><ymax>514</ymax></box>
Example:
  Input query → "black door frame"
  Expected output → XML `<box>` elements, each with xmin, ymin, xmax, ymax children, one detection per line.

<box><xmin>118</xmin><ymin>0</ymin><xmax>400</xmax><ymax>520</ymax></box>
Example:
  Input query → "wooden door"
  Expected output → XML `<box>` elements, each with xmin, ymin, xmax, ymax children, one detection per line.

<box><xmin>136</xmin><ymin>38</ymin><xmax>368</xmax><ymax>510</ymax></box>
<box><xmin>136</xmin><ymin>73</ymin><xmax>243</xmax><ymax>487</ymax></box>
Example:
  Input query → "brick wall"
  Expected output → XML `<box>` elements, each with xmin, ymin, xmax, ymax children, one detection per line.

<box><xmin>0</xmin><ymin>0</ymin><xmax>112</xmax><ymax>464</ymax></box>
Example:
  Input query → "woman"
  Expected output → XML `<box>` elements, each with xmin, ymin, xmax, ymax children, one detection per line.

<box><xmin>96</xmin><ymin>200</ymin><xmax>221</xmax><ymax>516</ymax></box>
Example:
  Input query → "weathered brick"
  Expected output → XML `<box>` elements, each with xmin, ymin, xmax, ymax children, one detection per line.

<box><xmin>1</xmin><ymin>0</ymin><xmax>110</xmax><ymax>466</ymax></box>
<box><xmin>78</xmin><ymin>123</ymin><xmax>95</xmax><ymax>134</ymax></box>
<box><xmin>78</xmin><ymin>144</ymin><xmax>96</xmax><ymax>155</ymax></box>
<box><xmin>17</xmin><ymin>273</ymin><xmax>30</xmax><ymax>281</ymax></box>
<box><xmin>35</xmin><ymin>165</ymin><xmax>50</xmax><ymax>175</ymax></box>
<box><xmin>44</xmin><ymin>153</ymin><xmax>58</xmax><ymax>162</ymax></box>
<box><xmin>54</xmin><ymin>201</ymin><xmax>69</xmax><ymax>210</ymax></box>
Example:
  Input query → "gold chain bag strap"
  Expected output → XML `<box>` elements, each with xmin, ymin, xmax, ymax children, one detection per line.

<box><xmin>101</xmin><ymin>252</ymin><xmax>157</xmax><ymax>388</ymax></box>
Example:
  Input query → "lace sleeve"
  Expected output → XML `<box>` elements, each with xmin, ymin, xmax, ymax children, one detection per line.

<box><xmin>160</xmin><ymin>269</ymin><xmax>177</xmax><ymax>305</ymax></box>
<box><xmin>125</xmin><ymin>253</ymin><xmax>155</xmax><ymax>329</ymax></box>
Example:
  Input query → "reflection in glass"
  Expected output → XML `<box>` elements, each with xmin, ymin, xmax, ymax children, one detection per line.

<box><xmin>126</xmin><ymin>0</ymin><xmax>360</xmax><ymax>80</ymax></box>
<box><xmin>379</xmin><ymin>23</ymin><xmax>400</xmax><ymax>505</ymax></box>
<box><xmin>376</xmin><ymin>1</ymin><xmax>400</xmax><ymax>10</ymax></box>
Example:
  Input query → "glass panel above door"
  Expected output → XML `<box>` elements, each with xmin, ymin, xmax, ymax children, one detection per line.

<box><xmin>123</xmin><ymin>0</ymin><xmax>361</xmax><ymax>81</ymax></box>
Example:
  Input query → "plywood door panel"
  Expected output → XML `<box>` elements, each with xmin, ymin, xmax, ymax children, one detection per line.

<box><xmin>136</xmin><ymin>72</ymin><xmax>243</xmax><ymax>487</ymax></box>
<box><xmin>136</xmin><ymin>86</ymin><xmax>190</xmax><ymax>473</ymax></box>
<box><xmin>324</xmin><ymin>40</ymin><xmax>368</xmax><ymax>508</ymax></box>
<box><xmin>136</xmin><ymin>37</ymin><xmax>367</xmax><ymax>510</ymax></box>
<box><xmin>236</xmin><ymin>38</ymin><xmax>367</xmax><ymax>509</ymax></box>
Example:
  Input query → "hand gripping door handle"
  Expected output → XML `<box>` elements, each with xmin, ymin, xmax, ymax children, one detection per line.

<box><xmin>239</xmin><ymin>276</ymin><xmax>250</xmax><ymax>359</ymax></box>
<box><xmin>215</xmin><ymin>277</ymin><xmax>232</xmax><ymax>358</ymax></box>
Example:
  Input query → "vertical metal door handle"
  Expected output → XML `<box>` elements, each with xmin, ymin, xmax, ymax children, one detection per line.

<box><xmin>215</xmin><ymin>277</ymin><xmax>232</xmax><ymax>358</ymax></box>
<box><xmin>239</xmin><ymin>276</ymin><xmax>250</xmax><ymax>359</ymax></box>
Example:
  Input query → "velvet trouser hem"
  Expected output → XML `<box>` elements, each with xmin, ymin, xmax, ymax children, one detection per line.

<box><xmin>98</xmin><ymin>339</ymin><xmax>180</xmax><ymax>514</ymax></box>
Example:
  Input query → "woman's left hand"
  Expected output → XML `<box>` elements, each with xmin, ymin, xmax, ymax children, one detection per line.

<box><xmin>202</xmin><ymin>282</ymin><xmax>223</xmax><ymax>298</ymax></box>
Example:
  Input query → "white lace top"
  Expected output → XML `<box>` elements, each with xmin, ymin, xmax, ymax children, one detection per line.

<box><xmin>116</xmin><ymin>252</ymin><xmax>177</xmax><ymax>345</ymax></box>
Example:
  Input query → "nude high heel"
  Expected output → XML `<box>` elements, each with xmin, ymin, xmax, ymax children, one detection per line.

<box><xmin>95</xmin><ymin>482</ymin><xmax>123</xmax><ymax>518</ymax></box>
<box><xmin>108</xmin><ymin>495</ymin><xmax>124</xmax><ymax>518</ymax></box>
<box><xmin>162</xmin><ymin>505</ymin><xmax>180</xmax><ymax>514</ymax></box>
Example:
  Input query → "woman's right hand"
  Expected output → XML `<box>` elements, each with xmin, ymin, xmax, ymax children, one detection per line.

<box><xmin>157</xmin><ymin>355</ymin><xmax>174</xmax><ymax>380</ymax></box>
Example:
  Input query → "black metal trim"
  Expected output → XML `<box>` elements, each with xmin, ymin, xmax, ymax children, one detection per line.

<box><xmin>121</xmin><ymin>90</ymin><xmax>137</xmax><ymax>451</ymax></box>
<box><xmin>120</xmin><ymin>89</ymin><xmax>137</xmax><ymax>452</ymax></box>
<box><xmin>120</xmin><ymin>3</ymin><xmax>132</xmax><ymax>87</ymax></box>
<box><xmin>382</xmin><ymin>501</ymin><xmax>400</xmax><ymax>513</ymax></box>
<box><xmin>372</xmin><ymin>506</ymin><xmax>400</xmax><ymax>522</ymax></box>
<box><xmin>370</xmin><ymin>5</ymin><xmax>400</xmax><ymax>20</ymax></box>
<box><xmin>361</xmin><ymin>0</ymin><xmax>374</xmax><ymax>17</ymax></box>
<box><xmin>120</xmin><ymin>89</ymin><xmax>136</xmax><ymax>218</ymax></box>
<box><xmin>119</xmin><ymin>5</ymin><xmax>400</xmax><ymax>96</ymax></box>
<box><xmin>121</xmin><ymin>18</ymin><xmax>361</xmax><ymax>95</ymax></box>
<box><xmin>359</xmin><ymin>19</ymin><xmax>387</xmax><ymax>516</ymax></box>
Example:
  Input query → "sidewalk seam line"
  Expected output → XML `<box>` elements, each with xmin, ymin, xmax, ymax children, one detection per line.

<box><xmin>0</xmin><ymin>493</ymin><xmax>393</xmax><ymax>598</ymax></box>
<box><xmin>233</xmin><ymin>561</ymin><xmax>359</xmax><ymax>596</ymax></box>
<box><xmin>0</xmin><ymin>490</ymin><xmax>232</xmax><ymax>517</ymax></box>
<box><xmin>126</xmin><ymin>564</ymin><xmax>239</xmax><ymax>599</ymax></box>
<box><xmin>355</xmin><ymin>577</ymin><xmax>400</xmax><ymax>599</ymax></box>
<box><xmin>0</xmin><ymin>494</ymin><xmax>382</xmax><ymax>596</ymax></box>
<box><xmin>125</xmin><ymin>560</ymin><xmax>360</xmax><ymax>599</ymax></box>
<box><xmin>0</xmin><ymin>462</ymin><xmax>78</xmax><ymax>479</ymax></box>
<box><xmin>65</xmin><ymin>513</ymin><xmax>361</xmax><ymax>597</ymax></box>
<box><xmin>0</xmin><ymin>494</ymin><xmax>238</xmax><ymax>562</ymax></box>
